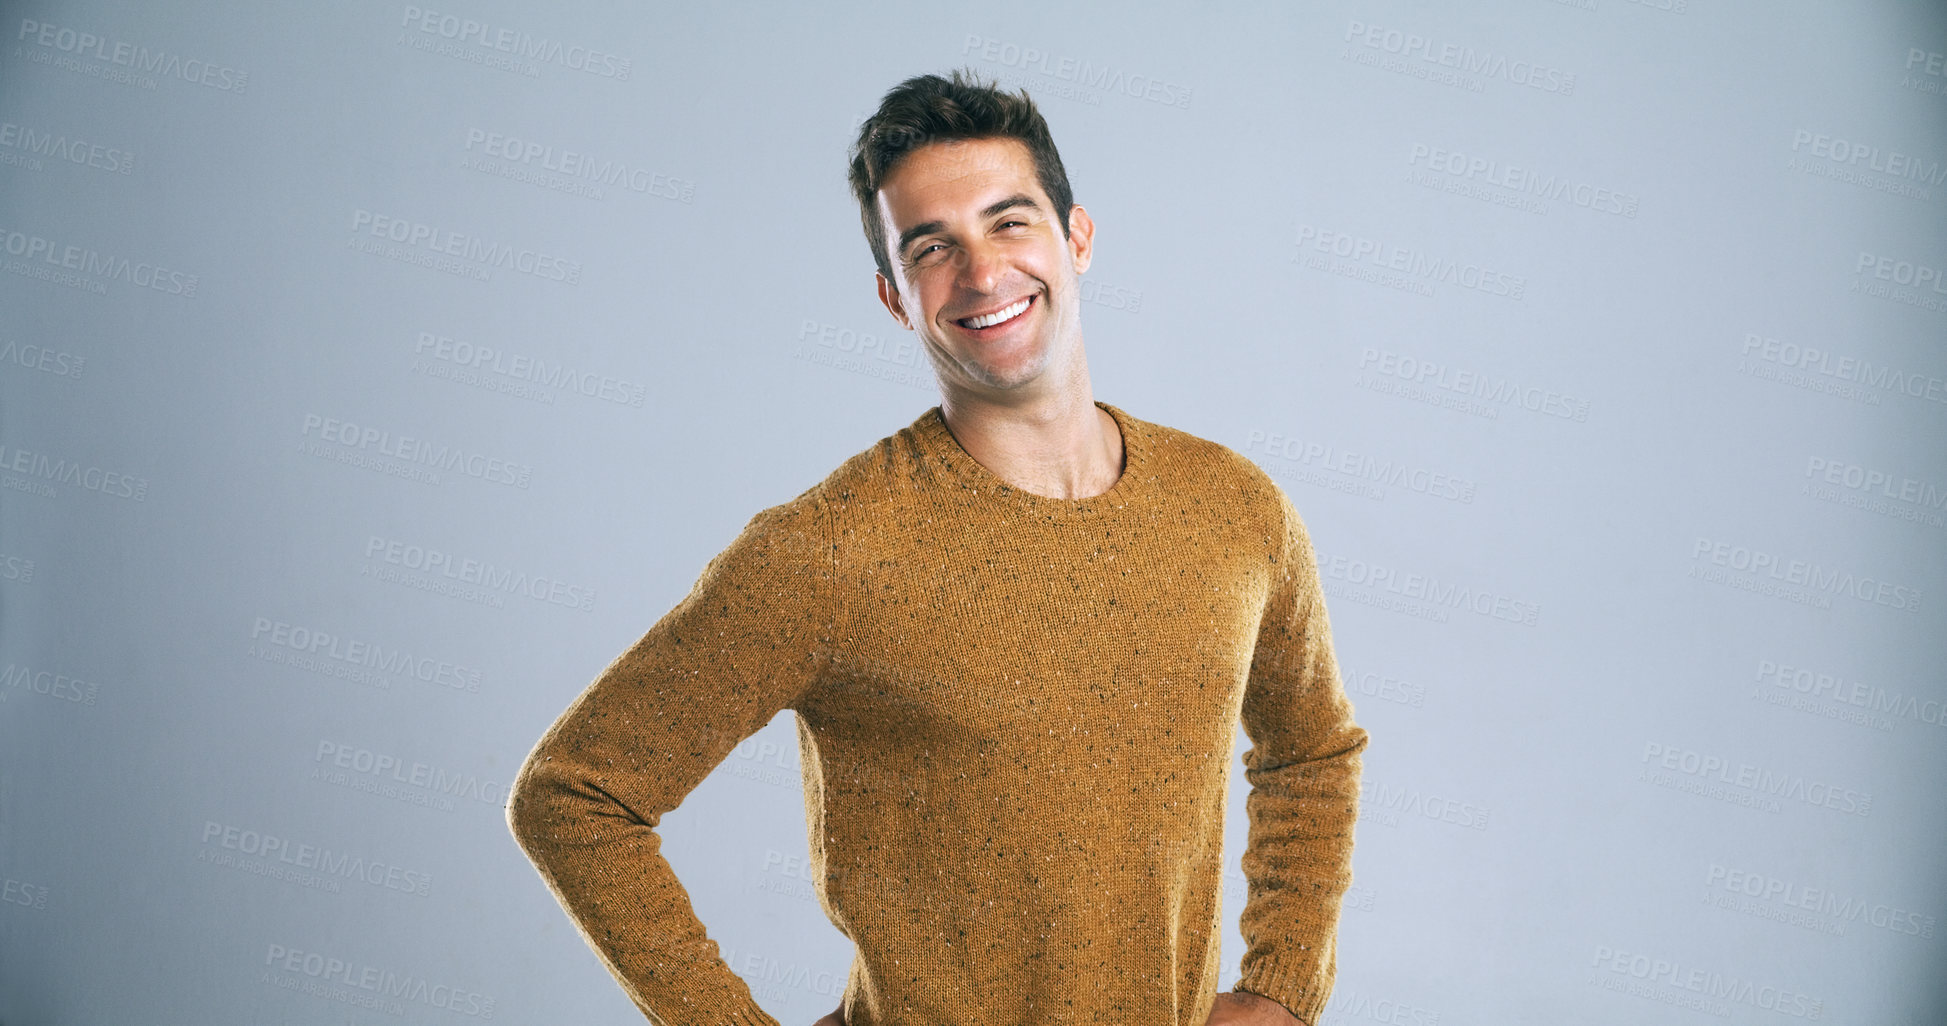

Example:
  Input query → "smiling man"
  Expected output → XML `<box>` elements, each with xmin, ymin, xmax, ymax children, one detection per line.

<box><xmin>507</xmin><ymin>69</ymin><xmax>1367</xmax><ymax>1026</ymax></box>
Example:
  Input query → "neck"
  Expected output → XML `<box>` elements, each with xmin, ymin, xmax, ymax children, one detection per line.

<box><xmin>936</xmin><ymin>382</ymin><xmax>1125</xmax><ymax>501</ymax></box>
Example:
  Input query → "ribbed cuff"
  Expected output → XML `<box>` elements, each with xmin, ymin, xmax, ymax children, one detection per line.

<box><xmin>1234</xmin><ymin>949</ymin><xmax>1332</xmax><ymax>1026</ymax></box>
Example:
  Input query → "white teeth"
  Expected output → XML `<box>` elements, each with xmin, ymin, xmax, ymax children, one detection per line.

<box><xmin>962</xmin><ymin>296</ymin><xmax>1030</xmax><ymax>329</ymax></box>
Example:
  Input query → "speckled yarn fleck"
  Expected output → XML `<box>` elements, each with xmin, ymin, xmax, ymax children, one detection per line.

<box><xmin>508</xmin><ymin>401</ymin><xmax>1367</xmax><ymax>1026</ymax></box>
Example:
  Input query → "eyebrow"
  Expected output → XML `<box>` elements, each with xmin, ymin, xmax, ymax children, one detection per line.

<box><xmin>895</xmin><ymin>193</ymin><xmax>1043</xmax><ymax>260</ymax></box>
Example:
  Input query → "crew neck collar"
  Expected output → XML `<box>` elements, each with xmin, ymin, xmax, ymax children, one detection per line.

<box><xmin>913</xmin><ymin>400</ymin><xmax>1152</xmax><ymax>518</ymax></box>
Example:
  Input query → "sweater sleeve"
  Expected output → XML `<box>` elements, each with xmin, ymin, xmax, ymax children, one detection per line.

<box><xmin>506</xmin><ymin>493</ymin><xmax>836</xmax><ymax>1026</ymax></box>
<box><xmin>1231</xmin><ymin>487</ymin><xmax>1368</xmax><ymax>1026</ymax></box>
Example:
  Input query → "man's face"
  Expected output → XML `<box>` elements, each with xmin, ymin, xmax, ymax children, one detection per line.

<box><xmin>873</xmin><ymin>137</ymin><xmax>1094</xmax><ymax>396</ymax></box>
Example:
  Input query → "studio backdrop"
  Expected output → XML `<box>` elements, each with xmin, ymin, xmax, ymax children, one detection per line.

<box><xmin>3</xmin><ymin>1</ymin><xmax>1944</xmax><ymax>1024</ymax></box>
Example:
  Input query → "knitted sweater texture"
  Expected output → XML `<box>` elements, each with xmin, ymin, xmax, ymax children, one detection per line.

<box><xmin>508</xmin><ymin>400</ymin><xmax>1367</xmax><ymax>1026</ymax></box>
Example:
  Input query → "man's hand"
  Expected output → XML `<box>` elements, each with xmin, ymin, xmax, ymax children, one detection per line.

<box><xmin>809</xmin><ymin>1001</ymin><xmax>845</xmax><ymax>1026</ymax></box>
<box><xmin>1204</xmin><ymin>990</ymin><xmax>1306</xmax><ymax>1026</ymax></box>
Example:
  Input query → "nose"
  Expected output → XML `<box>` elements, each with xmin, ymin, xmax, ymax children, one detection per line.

<box><xmin>956</xmin><ymin>236</ymin><xmax>1007</xmax><ymax>293</ymax></box>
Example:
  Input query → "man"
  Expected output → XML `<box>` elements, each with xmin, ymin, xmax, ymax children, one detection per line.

<box><xmin>507</xmin><ymin>69</ymin><xmax>1367</xmax><ymax>1026</ymax></box>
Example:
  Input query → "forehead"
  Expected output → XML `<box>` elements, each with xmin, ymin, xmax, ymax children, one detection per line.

<box><xmin>875</xmin><ymin>137</ymin><xmax>1045</xmax><ymax>223</ymax></box>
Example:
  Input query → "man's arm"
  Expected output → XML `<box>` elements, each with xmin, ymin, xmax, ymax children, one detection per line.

<box><xmin>1230</xmin><ymin>487</ymin><xmax>1368</xmax><ymax>1026</ymax></box>
<box><xmin>506</xmin><ymin>494</ymin><xmax>836</xmax><ymax>1026</ymax></box>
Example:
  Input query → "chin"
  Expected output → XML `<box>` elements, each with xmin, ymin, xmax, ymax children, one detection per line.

<box><xmin>967</xmin><ymin>351</ymin><xmax>1052</xmax><ymax>390</ymax></box>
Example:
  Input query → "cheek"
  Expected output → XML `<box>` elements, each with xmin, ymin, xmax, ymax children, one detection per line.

<box><xmin>916</xmin><ymin>284</ymin><xmax>951</xmax><ymax>323</ymax></box>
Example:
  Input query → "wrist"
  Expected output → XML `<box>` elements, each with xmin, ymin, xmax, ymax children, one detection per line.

<box><xmin>1228</xmin><ymin>988</ymin><xmax>1304</xmax><ymax>1025</ymax></box>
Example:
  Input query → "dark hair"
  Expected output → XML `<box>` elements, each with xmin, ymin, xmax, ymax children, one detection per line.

<box><xmin>847</xmin><ymin>68</ymin><xmax>1074</xmax><ymax>282</ymax></box>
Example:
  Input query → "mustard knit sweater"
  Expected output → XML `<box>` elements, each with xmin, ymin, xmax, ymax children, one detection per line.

<box><xmin>507</xmin><ymin>400</ymin><xmax>1367</xmax><ymax>1026</ymax></box>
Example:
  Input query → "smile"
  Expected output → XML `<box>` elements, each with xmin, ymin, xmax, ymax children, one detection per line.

<box><xmin>955</xmin><ymin>294</ymin><xmax>1034</xmax><ymax>331</ymax></box>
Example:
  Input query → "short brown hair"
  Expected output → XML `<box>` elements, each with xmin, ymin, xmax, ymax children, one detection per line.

<box><xmin>847</xmin><ymin>68</ymin><xmax>1074</xmax><ymax>283</ymax></box>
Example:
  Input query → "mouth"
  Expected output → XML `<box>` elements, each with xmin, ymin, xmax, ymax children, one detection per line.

<box><xmin>951</xmin><ymin>293</ymin><xmax>1036</xmax><ymax>336</ymax></box>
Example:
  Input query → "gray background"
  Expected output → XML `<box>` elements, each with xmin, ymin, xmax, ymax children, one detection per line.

<box><xmin>3</xmin><ymin>1</ymin><xmax>1945</xmax><ymax>1024</ymax></box>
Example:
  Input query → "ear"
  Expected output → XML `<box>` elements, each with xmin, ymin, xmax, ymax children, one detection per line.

<box><xmin>876</xmin><ymin>271</ymin><xmax>914</xmax><ymax>330</ymax></box>
<box><xmin>1066</xmin><ymin>204</ymin><xmax>1095</xmax><ymax>275</ymax></box>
